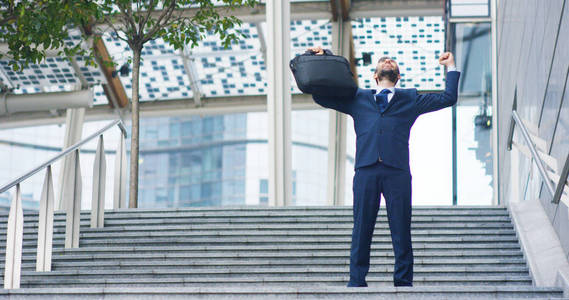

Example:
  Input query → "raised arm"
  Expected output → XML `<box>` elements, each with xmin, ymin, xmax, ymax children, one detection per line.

<box><xmin>306</xmin><ymin>46</ymin><xmax>354</xmax><ymax>115</ymax></box>
<box><xmin>312</xmin><ymin>93</ymin><xmax>353</xmax><ymax>115</ymax></box>
<box><xmin>415</xmin><ymin>52</ymin><xmax>461</xmax><ymax>115</ymax></box>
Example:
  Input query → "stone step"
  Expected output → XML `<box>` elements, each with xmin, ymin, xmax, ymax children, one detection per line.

<box><xmin>2</xmin><ymin>234</ymin><xmax>520</xmax><ymax>246</ymax></box>
<box><xmin>0</xmin><ymin>216</ymin><xmax>514</xmax><ymax>229</ymax></box>
<box><xmin>0</xmin><ymin>211</ymin><xmax>512</xmax><ymax>223</ymax></box>
<box><xmin>0</xmin><ymin>221</ymin><xmax>514</xmax><ymax>234</ymax></box>
<box><xmin>0</xmin><ymin>226</ymin><xmax>518</xmax><ymax>237</ymax></box>
<box><xmin>1</xmin><ymin>206</ymin><xmax>554</xmax><ymax>299</ymax></box>
<box><xmin>0</xmin><ymin>244</ymin><xmax>524</xmax><ymax>258</ymax></box>
<box><xmin>14</xmin><ymin>275</ymin><xmax>535</xmax><ymax>288</ymax></box>
<box><xmin>0</xmin><ymin>229</ymin><xmax>518</xmax><ymax>244</ymax></box>
<box><xmin>0</xmin><ymin>249</ymin><xmax>526</xmax><ymax>265</ymax></box>
<box><xmin>9</xmin><ymin>265</ymin><xmax>530</xmax><ymax>278</ymax></box>
<box><xmin>3</xmin><ymin>242</ymin><xmax>521</xmax><ymax>252</ymax></box>
<box><xmin>0</xmin><ymin>286</ymin><xmax>562</xmax><ymax>300</ymax></box>
<box><xmin>5</xmin><ymin>257</ymin><xmax>527</xmax><ymax>271</ymax></box>
<box><xmin>6</xmin><ymin>256</ymin><xmax>528</xmax><ymax>265</ymax></box>
<box><xmin>0</xmin><ymin>206</ymin><xmax>510</xmax><ymax>218</ymax></box>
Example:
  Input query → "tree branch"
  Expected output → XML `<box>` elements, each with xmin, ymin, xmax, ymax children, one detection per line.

<box><xmin>103</xmin><ymin>15</ymin><xmax>130</xmax><ymax>44</ymax></box>
<box><xmin>116</xmin><ymin>2</ymin><xmax>137</xmax><ymax>40</ymax></box>
<box><xmin>142</xmin><ymin>0</ymin><xmax>176</xmax><ymax>43</ymax></box>
<box><xmin>140</xmin><ymin>0</ymin><xmax>155</xmax><ymax>36</ymax></box>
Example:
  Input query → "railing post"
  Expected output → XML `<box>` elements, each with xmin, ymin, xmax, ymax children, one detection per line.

<box><xmin>114</xmin><ymin>133</ymin><xmax>127</xmax><ymax>209</ymax></box>
<box><xmin>37</xmin><ymin>166</ymin><xmax>55</xmax><ymax>272</ymax></box>
<box><xmin>64</xmin><ymin>149</ymin><xmax>82</xmax><ymax>248</ymax></box>
<box><xmin>91</xmin><ymin>135</ymin><xmax>106</xmax><ymax>228</ymax></box>
<box><xmin>4</xmin><ymin>184</ymin><xmax>23</xmax><ymax>289</ymax></box>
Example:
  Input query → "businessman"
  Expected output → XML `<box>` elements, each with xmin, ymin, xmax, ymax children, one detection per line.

<box><xmin>307</xmin><ymin>46</ymin><xmax>460</xmax><ymax>287</ymax></box>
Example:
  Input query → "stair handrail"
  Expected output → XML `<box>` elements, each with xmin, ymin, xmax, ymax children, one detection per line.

<box><xmin>507</xmin><ymin>99</ymin><xmax>569</xmax><ymax>204</ymax></box>
<box><xmin>0</xmin><ymin>120</ymin><xmax>126</xmax><ymax>194</ymax></box>
<box><xmin>1</xmin><ymin>119</ymin><xmax>127</xmax><ymax>289</ymax></box>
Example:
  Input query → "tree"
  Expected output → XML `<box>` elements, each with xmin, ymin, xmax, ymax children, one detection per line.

<box><xmin>94</xmin><ymin>0</ymin><xmax>257</xmax><ymax>208</ymax></box>
<box><xmin>1</xmin><ymin>0</ymin><xmax>257</xmax><ymax>208</ymax></box>
<box><xmin>0</xmin><ymin>0</ymin><xmax>100</xmax><ymax>72</ymax></box>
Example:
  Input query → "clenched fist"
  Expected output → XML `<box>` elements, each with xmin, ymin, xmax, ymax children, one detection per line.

<box><xmin>306</xmin><ymin>46</ymin><xmax>324</xmax><ymax>55</ymax></box>
<box><xmin>438</xmin><ymin>52</ymin><xmax>455</xmax><ymax>68</ymax></box>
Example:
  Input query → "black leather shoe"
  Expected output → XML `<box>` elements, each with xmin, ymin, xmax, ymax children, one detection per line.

<box><xmin>347</xmin><ymin>282</ymin><xmax>368</xmax><ymax>287</ymax></box>
<box><xmin>394</xmin><ymin>282</ymin><xmax>413</xmax><ymax>287</ymax></box>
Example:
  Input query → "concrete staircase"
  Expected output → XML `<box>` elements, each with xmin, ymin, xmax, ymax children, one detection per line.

<box><xmin>0</xmin><ymin>206</ymin><xmax>565</xmax><ymax>299</ymax></box>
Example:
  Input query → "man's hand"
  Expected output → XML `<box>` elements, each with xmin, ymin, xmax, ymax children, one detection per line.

<box><xmin>438</xmin><ymin>52</ymin><xmax>455</xmax><ymax>68</ymax></box>
<box><xmin>306</xmin><ymin>46</ymin><xmax>324</xmax><ymax>55</ymax></box>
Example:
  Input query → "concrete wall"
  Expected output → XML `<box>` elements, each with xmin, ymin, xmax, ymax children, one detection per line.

<box><xmin>498</xmin><ymin>0</ymin><xmax>569</xmax><ymax>252</ymax></box>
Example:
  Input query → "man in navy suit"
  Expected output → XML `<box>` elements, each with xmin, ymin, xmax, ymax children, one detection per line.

<box><xmin>307</xmin><ymin>46</ymin><xmax>460</xmax><ymax>287</ymax></box>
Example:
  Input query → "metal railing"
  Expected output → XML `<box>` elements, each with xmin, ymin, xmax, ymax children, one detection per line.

<box><xmin>507</xmin><ymin>99</ymin><xmax>569</xmax><ymax>205</ymax></box>
<box><xmin>0</xmin><ymin>119</ymin><xmax>127</xmax><ymax>289</ymax></box>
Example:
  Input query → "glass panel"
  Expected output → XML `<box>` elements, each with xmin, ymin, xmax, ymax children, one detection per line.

<box><xmin>410</xmin><ymin>109</ymin><xmax>453</xmax><ymax>205</ymax></box>
<box><xmin>291</xmin><ymin>110</ymin><xmax>329</xmax><ymax>205</ymax></box>
<box><xmin>125</xmin><ymin>109</ymin><xmax>328</xmax><ymax>208</ymax></box>
<box><xmin>450</xmin><ymin>0</ymin><xmax>490</xmax><ymax>17</ymax></box>
<box><xmin>454</xmin><ymin>22</ymin><xmax>494</xmax><ymax>205</ymax></box>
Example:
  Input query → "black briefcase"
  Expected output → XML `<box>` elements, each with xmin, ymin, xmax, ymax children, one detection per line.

<box><xmin>289</xmin><ymin>50</ymin><xmax>357</xmax><ymax>99</ymax></box>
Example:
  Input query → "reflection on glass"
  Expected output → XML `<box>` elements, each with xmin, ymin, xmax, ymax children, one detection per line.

<box><xmin>127</xmin><ymin>110</ymin><xmax>328</xmax><ymax>208</ymax></box>
<box><xmin>454</xmin><ymin>22</ymin><xmax>494</xmax><ymax>205</ymax></box>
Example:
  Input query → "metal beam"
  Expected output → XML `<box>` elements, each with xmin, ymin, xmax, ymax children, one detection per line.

<box><xmin>0</xmin><ymin>88</ymin><xmax>443</xmax><ymax>129</ymax></box>
<box><xmin>490</xmin><ymin>0</ymin><xmax>499</xmax><ymax>205</ymax></box>
<box><xmin>93</xmin><ymin>0</ymin><xmax>442</xmax><ymax>30</ymax></box>
<box><xmin>254</xmin><ymin>22</ymin><xmax>268</xmax><ymax>65</ymax></box>
<box><xmin>350</xmin><ymin>0</ymin><xmax>444</xmax><ymax>18</ymax></box>
<box><xmin>267</xmin><ymin>0</ymin><xmax>292</xmax><ymax>207</ymax></box>
<box><xmin>340</xmin><ymin>0</ymin><xmax>351</xmax><ymax>21</ymax></box>
<box><xmin>180</xmin><ymin>47</ymin><xmax>202</xmax><ymax>107</ymax></box>
<box><xmin>0</xmin><ymin>89</ymin><xmax>93</xmax><ymax>116</ymax></box>
<box><xmin>142</xmin><ymin>2</ymin><xmax>331</xmax><ymax>23</ymax></box>
<box><xmin>0</xmin><ymin>94</ymin><xmax>316</xmax><ymax>129</ymax></box>
<box><xmin>69</xmin><ymin>57</ymin><xmax>89</xmax><ymax>90</ymax></box>
<box><xmin>91</xmin><ymin>36</ymin><xmax>129</xmax><ymax>109</ymax></box>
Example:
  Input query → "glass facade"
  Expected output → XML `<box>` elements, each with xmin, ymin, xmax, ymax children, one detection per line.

<box><xmin>135</xmin><ymin>115</ymin><xmax>247</xmax><ymax>207</ymax></box>
<box><xmin>131</xmin><ymin>110</ymin><xmax>328</xmax><ymax>208</ymax></box>
<box><xmin>0</xmin><ymin>15</ymin><xmax>496</xmax><ymax>209</ymax></box>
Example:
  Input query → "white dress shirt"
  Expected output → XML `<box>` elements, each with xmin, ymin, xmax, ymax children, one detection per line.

<box><xmin>374</xmin><ymin>86</ymin><xmax>396</xmax><ymax>103</ymax></box>
<box><xmin>375</xmin><ymin>65</ymin><xmax>458</xmax><ymax>103</ymax></box>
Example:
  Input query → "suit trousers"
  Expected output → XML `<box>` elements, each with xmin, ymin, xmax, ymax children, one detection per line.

<box><xmin>348</xmin><ymin>161</ymin><xmax>413</xmax><ymax>287</ymax></box>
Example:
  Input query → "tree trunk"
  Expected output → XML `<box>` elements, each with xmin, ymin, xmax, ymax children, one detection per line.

<box><xmin>129</xmin><ymin>48</ymin><xmax>141</xmax><ymax>208</ymax></box>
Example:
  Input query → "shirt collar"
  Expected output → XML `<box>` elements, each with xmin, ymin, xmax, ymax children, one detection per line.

<box><xmin>374</xmin><ymin>86</ymin><xmax>395</xmax><ymax>95</ymax></box>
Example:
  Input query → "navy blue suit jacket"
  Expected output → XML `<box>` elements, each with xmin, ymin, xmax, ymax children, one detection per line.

<box><xmin>313</xmin><ymin>71</ymin><xmax>460</xmax><ymax>171</ymax></box>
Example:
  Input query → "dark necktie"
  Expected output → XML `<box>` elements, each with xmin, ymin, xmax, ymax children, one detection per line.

<box><xmin>375</xmin><ymin>89</ymin><xmax>392</xmax><ymax>113</ymax></box>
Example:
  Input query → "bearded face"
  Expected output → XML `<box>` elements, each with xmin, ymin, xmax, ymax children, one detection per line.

<box><xmin>374</xmin><ymin>57</ymin><xmax>401</xmax><ymax>85</ymax></box>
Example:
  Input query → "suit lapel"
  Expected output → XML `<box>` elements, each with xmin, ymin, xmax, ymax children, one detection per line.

<box><xmin>368</xmin><ymin>89</ymin><xmax>380</xmax><ymax>111</ymax></box>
